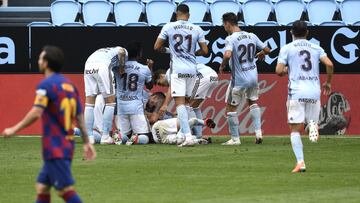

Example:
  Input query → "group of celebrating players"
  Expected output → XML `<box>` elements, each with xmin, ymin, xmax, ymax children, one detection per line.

<box><xmin>1</xmin><ymin>3</ymin><xmax>334</xmax><ymax>203</ymax></box>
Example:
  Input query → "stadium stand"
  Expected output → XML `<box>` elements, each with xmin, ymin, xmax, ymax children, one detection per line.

<box><xmin>82</xmin><ymin>0</ymin><xmax>113</xmax><ymax>26</ymax></box>
<box><xmin>51</xmin><ymin>0</ymin><xmax>81</xmax><ymax>26</ymax></box>
<box><xmin>242</xmin><ymin>0</ymin><xmax>273</xmax><ymax>26</ymax></box>
<box><xmin>307</xmin><ymin>0</ymin><xmax>339</xmax><ymax>25</ymax></box>
<box><xmin>114</xmin><ymin>1</ymin><xmax>145</xmax><ymax>26</ymax></box>
<box><xmin>274</xmin><ymin>0</ymin><xmax>305</xmax><ymax>26</ymax></box>
<box><xmin>182</xmin><ymin>0</ymin><xmax>209</xmax><ymax>24</ymax></box>
<box><xmin>61</xmin><ymin>22</ymin><xmax>85</xmax><ymax>26</ymax></box>
<box><xmin>210</xmin><ymin>0</ymin><xmax>241</xmax><ymax>26</ymax></box>
<box><xmin>254</xmin><ymin>21</ymin><xmax>279</xmax><ymax>26</ymax></box>
<box><xmin>340</xmin><ymin>0</ymin><xmax>360</xmax><ymax>25</ymax></box>
<box><xmin>319</xmin><ymin>20</ymin><xmax>347</xmax><ymax>26</ymax></box>
<box><xmin>145</xmin><ymin>0</ymin><xmax>176</xmax><ymax>26</ymax></box>
<box><xmin>0</xmin><ymin>6</ymin><xmax>50</xmax><ymax>26</ymax></box>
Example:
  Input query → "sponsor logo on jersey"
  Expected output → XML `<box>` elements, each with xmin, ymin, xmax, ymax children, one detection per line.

<box><xmin>85</xmin><ymin>69</ymin><xmax>99</xmax><ymax>74</ymax></box>
<box><xmin>120</xmin><ymin>95</ymin><xmax>139</xmax><ymax>101</ymax></box>
<box><xmin>298</xmin><ymin>98</ymin><xmax>317</xmax><ymax>104</ymax></box>
<box><xmin>297</xmin><ymin>76</ymin><xmax>319</xmax><ymax>81</ymax></box>
<box><xmin>210</xmin><ymin>76</ymin><xmax>219</xmax><ymax>82</ymax></box>
<box><xmin>178</xmin><ymin>73</ymin><xmax>194</xmax><ymax>78</ymax></box>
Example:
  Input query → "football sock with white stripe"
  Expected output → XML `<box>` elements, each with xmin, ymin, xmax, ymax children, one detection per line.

<box><xmin>227</xmin><ymin>112</ymin><xmax>240</xmax><ymax>139</ymax></box>
<box><xmin>290</xmin><ymin>131</ymin><xmax>304</xmax><ymax>164</ymax></box>
<box><xmin>102</xmin><ymin>103</ymin><xmax>115</xmax><ymax>138</ymax></box>
<box><xmin>84</xmin><ymin>104</ymin><xmax>95</xmax><ymax>137</ymax></box>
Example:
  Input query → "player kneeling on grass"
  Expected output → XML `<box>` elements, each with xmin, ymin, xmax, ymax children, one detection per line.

<box><xmin>151</xmin><ymin>118</ymin><xmax>216</xmax><ymax>145</ymax></box>
<box><xmin>153</xmin><ymin>63</ymin><xmax>218</xmax><ymax>139</ymax></box>
<box><xmin>2</xmin><ymin>46</ymin><xmax>96</xmax><ymax>203</ymax></box>
<box><xmin>114</xmin><ymin>41</ymin><xmax>153</xmax><ymax>145</ymax></box>
<box><xmin>84</xmin><ymin>45</ymin><xmax>127</xmax><ymax>144</ymax></box>
<box><xmin>276</xmin><ymin>20</ymin><xmax>334</xmax><ymax>173</ymax></box>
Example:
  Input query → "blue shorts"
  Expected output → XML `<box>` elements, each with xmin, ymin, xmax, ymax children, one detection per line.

<box><xmin>37</xmin><ymin>159</ymin><xmax>74</xmax><ymax>190</ymax></box>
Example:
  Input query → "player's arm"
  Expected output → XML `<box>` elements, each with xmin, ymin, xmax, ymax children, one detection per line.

<box><xmin>219</xmin><ymin>50</ymin><xmax>232</xmax><ymax>74</ymax></box>
<box><xmin>154</xmin><ymin>38</ymin><xmax>170</xmax><ymax>53</ymax></box>
<box><xmin>275</xmin><ymin>63</ymin><xmax>288</xmax><ymax>77</ymax></box>
<box><xmin>195</xmin><ymin>42</ymin><xmax>208</xmax><ymax>56</ymax></box>
<box><xmin>256</xmin><ymin>46</ymin><xmax>271</xmax><ymax>61</ymax></box>
<box><xmin>145</xmin><ymin>66</ymin><xmax>154</xmax><ymax>90</ymax></box>
<box><xmin>159</xmin><ymin>87</ymin><xmax>172</xmax><ymax>116</ymax></box>
<box><xmin>2</xmin><ymin>106</ymin><xmax>43</xmax><ymax>137</ymax></box>
<box><xmin>75</xmin><ymin>113</ymin><xmax>96</xmax><ymax>160</ymax></box>
<box><xmin>320</xmin><ymin>55</ymin><xmax>334</xmax><ymax>95</ymax></box>
<box><xmin>145</xmin><ymin>81</ymin><xmax>154</xmax><ymax>90</ymax></box>
<box><xmin>118</xmin><ymin>48</ymin><xmax>126</xmax><ymax>75</ymax></box>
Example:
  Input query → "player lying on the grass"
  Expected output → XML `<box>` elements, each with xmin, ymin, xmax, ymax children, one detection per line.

<box><xmin>84</xmin><ymin>45</ymin><xmax>127</xmax><ymax>144</ymax></box>
<box><xmin>153</xmin><ymin>63</ymin><xmax>218</xmax><ymax>139</ymax></box>
<box><xmin>145</xmin><ymin>91</ymin><xmax>174</xmax><ymax>125</ymax></box>
<box><xmin>276</xmin><ymin>20</ymin><xmax>334</xmax><ymax>173</ymax></box>
<box><xmin>114</xmin><ymin>41</ymin><xmax>154</xmax><ymax>145</ymax></box>
<box><xmin>151</xmin><ymin>118</ymin><xmax>216</xmax><ymax>144</ymax></box>
<box><xmin>219</xmin><ymin>12</ymin><xmax>271</xmax><ymax>146</ymax></box>
<box><xmin>1</xmin><ymin>46</ymin><xmax>96</xmax><ymax>203</ymax></box>
<box><xmin>154</xmin><ymin>4</ymin><xmax>208</xmax><ymax>147</ymax></box>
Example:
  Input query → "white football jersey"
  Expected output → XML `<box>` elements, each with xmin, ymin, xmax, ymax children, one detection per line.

<box><xmin>278</xmin><ymin>39</ymin><xmax>326</xmax><ymax>100</ymax></box>
<box><xmin>114</xmin><ymin>60</ymin><xmax>152</xmax><ymax>115</ymax></box>
<box><xmin>86</xmin><ymin>47</ymin><xmax>126</xmax><ymax>69</ymax></box>
<box><xmin>158</xmin><ymin>20</ymin><xmax>206</xmax><ymax>74</ymax></box>
<box><xmin>225</xmin><ymin>31</ymin><xmax>266</xmax><ymax>88</ymax></box>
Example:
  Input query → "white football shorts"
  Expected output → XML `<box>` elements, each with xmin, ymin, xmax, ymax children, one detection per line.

<box><xmin>192</xmin><ymin>74</ymin><xmax>219</xmax><ymax>100</ymax></box>
<box><xmin>287</xmin><ymin>99</ymin><xmax>321</xmax><ymax>124</ymax></box>
<box><xmin>225</xmin><ymin>85</ymin><xmax>259</xmax><ymax>106</ymax></box>
<box><xmin>170</xmin><ymin>73</ymin><xmax>196</xmax><ymax>98</ymax></box>
<box><xmin>84</xmin><ymin>62</ymin><xmax>115</xmax><ymax>98</ymax></box>
<box><xmin>117</xmin><ymin>114</ymin><xmax>150</xmax><ymax>135</ymax></box>
<box><xmin>151</xmin><ymin>118</ymin><xmax>178</xmax><ymax>144</ymax></box>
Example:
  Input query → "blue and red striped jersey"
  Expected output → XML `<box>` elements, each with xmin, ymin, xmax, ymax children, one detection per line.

<box><xmin>34</xmin><ymin>73</ymin><xmax>82</xmax><ymax>160</ymax></box>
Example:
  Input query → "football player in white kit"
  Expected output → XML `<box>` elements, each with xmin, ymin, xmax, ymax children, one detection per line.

<box><xmin>276</xmin><ymin>20</ymin><xmax>334</xmax><ymax>173</ymax></box>
<box><xmin>154</xmin><ymin>4</ymin><xmax>208</xmax><ymax>147</ymax></box>
<box><xmin>153</xmin><ymin>63</ymin><xmax>218</xmax><ymax>138</ymax></box>
<box><xmin>84</xmin><ymin>46</ymin><xmax>127</xmax><ymax>144</ymax></box>
<box><xmin>219</xmin><ymin>13</ymin><xmax>270</xmax><ymax>146</ymax></box>
<box><xmin>151</xmin><ymin>117</ymin><xmax>216</xmax><ymax>145</ymax></box>
<box><xmin>114</xmin><ymin>41</ymin><xmax>153</xmax><ymax>145</ymax></box>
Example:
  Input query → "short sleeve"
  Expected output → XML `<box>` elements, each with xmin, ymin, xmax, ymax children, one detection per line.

<box><xmin>158</xmin><ymin>24</ymin><xmax>169</xmax><ymax>40</ymax></box>
<box><xmin>33</xmin><ymin>83</ymin><xmax>49</xmax><ymax>108</ymax></box>
<box><xmin>253</xmin><ymin>34</ymin><xmax>266</xmax><ymax>50</ymax></box>
<box><xmin>165</xmin><ymin>69</ymin><xmax>170</xmax><ymax>82</ymax></box>
<box><xmin>198</xmin><ymin>27</ymin><xmax>206</xmax><ymax>43</ymax></box>
<box><xmin>319</xmin><ymin>47</ymin><xmax>327</xmax><ymax>58</ymax></box>
<box><xmin>145</xmin><ymin>67</ymin><xmax>152</xmax><ymax>83</ymax></box>
<box><xmin>277</xmin><ymin>46</ymin><xmax>288</xmax><ymax>65</ymax></box>
<box><xmin>224</xmin><ymin>36</ymin><xmax>233</xmax><ymax>52</ymax></box>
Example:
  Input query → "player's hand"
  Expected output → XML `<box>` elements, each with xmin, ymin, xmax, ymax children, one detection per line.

<box><xmin>83</xmin><ymin>143</ymin><xmax>96</xmax><ymax>161</ymax></box>
<box><xmin>2</xmin><ymin>127</ymin><xmax>16</xmax><ymax>138</ymax></box>
<box><xmin>147</xmin><ymin>59</ymin><xmax>154</xmax><ymax>70</ymax></box>
<box><xmin>322</xmin><ymin>82</ymin><xmax>331</xmax><ymax>96</ymax></box>
<box><xmin>255</xmin><ymin>51</ymin><xmax>266</xmax><ymax>61</ymax></box>
<box><xmin>159</xmin><ymin>105</ymin><xmax>167</xmax><ymax>117</ymax></box>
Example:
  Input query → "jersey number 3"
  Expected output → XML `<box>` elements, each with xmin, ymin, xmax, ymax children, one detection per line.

<box><xmin>60</xmin><ymin>98</ymin><xmax>77</xmax><ymax>131</ymax></box>
<box><xmin>299</xmin><ymin>50</ymin><xmax>312</xmax><ymax>71</ymax></box>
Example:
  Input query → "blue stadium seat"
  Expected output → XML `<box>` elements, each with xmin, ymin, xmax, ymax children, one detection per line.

<box><xmin>340</xmin><ymin>0</ymin><xmax>360</xmax><ymax>25</ymax></box>
<box><xmin>146</xmin><ymin>0</ymin><xmax>176</xmax><ymax>26</ymax></box>
<box><xmin>110</xmin><ymin>0</ymin><xmax>139</xmax><ymax>3</ymax></box>
<box><xmin>51</xmin><ymin>0</ymin><xmax>81</xmax><ymax>26</ymax></box>
<box><xmin>193</xmin><ymin>22</ymin><xmax>213</xmax><ymax>26</ymax></box>
<box><xmin>126</xmin><ymin>22</ymin><xmax>149</xmax><ymax>26</ymax></box>
<box><xmin>254</xmin><ymin>21</ymin><xmax>279</xmax><ymax>26</ymax></box>
<box><xmin>93</xmin><ymin>22</ymin><xmax>117</xmax><ymax>26</ymax></box>
<box><xmin>27</xmin><ymin>22</ymin><xmax>53</xmax><ymax>27</ymax></box>
<box><xmin>353</xmin><ymin>21</ymin><xmax>360</xmax><ymax>26</ymax></box>
<box><xmin>210</xmin><ymin>0</ymin><xmax>241</xmax><ymax>26</ymax></box>
<box><xmin>275</xmin><ymin>0</ymin><xmax>305</xmax><ymax>26</ymax></box>
<box><xmin>319</xmin><ymin>20</ymin><xmax>346</xmax><ymax>26</ymax></box>
<box><xmin>61</xmin><ymin>22</ymin><xmax>85</xmax><ymax>26</ymax></box>
<box><xmin>287</xmin><ymin>21</ymin><xmax>312</xmax><ymax>26</ymax></box>
<box><xmin>182</xmin><ymin>0</ymin><xmax>209</xmax><ymax>24</ymax></box>
<box><xmin>238</xmin><ymin>21</ymin><xmax>245</xmax><ymax>26</ymax></box>
<box><xmin>82</xmin><ymin>0</ymin><xmax>113</xmax><ymax>26</ymax></box>
<box><xmin>242</xmin><ymin>0</ymin><xmax>273</xmax><ymax>26</ymax></box>
<box><xmin>307</xmin><ymin>0</ymin><xmax>338</xmax><ymax>25</ymax></box>
<box><xmin>114</xmin><ymin>1</ymin><xmax>144</xmax><ymax>26</ymax></box>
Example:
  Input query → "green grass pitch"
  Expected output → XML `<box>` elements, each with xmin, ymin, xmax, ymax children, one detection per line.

<box><xmin>1</xmin><ymin>136</ymin><xmax>360</xmax><ymax>203</ymax></box>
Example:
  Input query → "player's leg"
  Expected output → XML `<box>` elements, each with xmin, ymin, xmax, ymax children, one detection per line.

<box><xmin>305</xmin><ymin>100</ymin><xmax>321</xmax><ymax>142</ymax></box>
<box><xmin>246</xmin><ymin>86</ymin><xmax>263</xmax><ymax>144</ymax></box>
<box><xmin>287</xmin><ymin>100</ymin><xmax>306</xmax><ymax>173</ymax></box>
<box><xmin>57</xmin><ymin>186</ymin><xmax>82</xmax><ymax>203</ymax></box>
<box><xmin>222</xmin><ymin>86</ymin><xmax>241</xmax><ymax>145</ymax></box>
<box><xmin>189</xmin><ymin>99</ymin><xmax>204</xmax><ymax>138</ymax></box>
<box><xmin>97</xmin><ymin>67</ymin><xmax>116</xmax><ymax>144</ymax></box>
<box><xmin>118</xmin><ymin>114</ymin><xmax>132</xmax><ymax>144</ymax></box>
<box><xmin>92</xmin><ymin>95</ymin><xmax>105</xmax><ymax>144</ymax></box>
<box><xmin>84</xmin><ymin>70</ymin><xmax>98</xmax><ymax>144</ymax></box>
<box><xmin>171</xmin><ymin>73</ymin><xmax>193</xmax><ymax>146</ymax></box>
<box><xmin>127</xmin><ymin>114</ymin><xmax>151</xmax><ymax>145</ymax></box>
<box><xmin>35</xmin><ymin>183</ymin><xmax>51</xmax><ymax>203</ymax></box>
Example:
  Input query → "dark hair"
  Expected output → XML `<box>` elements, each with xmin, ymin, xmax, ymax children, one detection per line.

<box><xmin>42</xmin><ymin>45</ymin><xmax>64</xmax><ymax>72</ymax></box>
<box><xmin>177</xmin><ymin>4</ymin><xmax>189</xmax><ymax>14</ymax></box>
<box><xmin>152</xmin><ymin>91</ymin><xmax>166</xmax><ymax>100</ymax></box>
<box><xmin>153</xmin><ymin>69</ymin><xmax>167</xmax><ymax>84</ymax></box>
<box><xmin>291</xmin><ymin>20</ymin><xmax>308</xmax><ymax>38</ymax></box>
<box><xmin>222</xmin><ymin>12</ymin><xmax>238</xmax><ymax>25</ymax></box>
<box><xmin>126</xmin><ymin>41</ymin><xmax>142</xmax><ymax>59</ymax></box>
